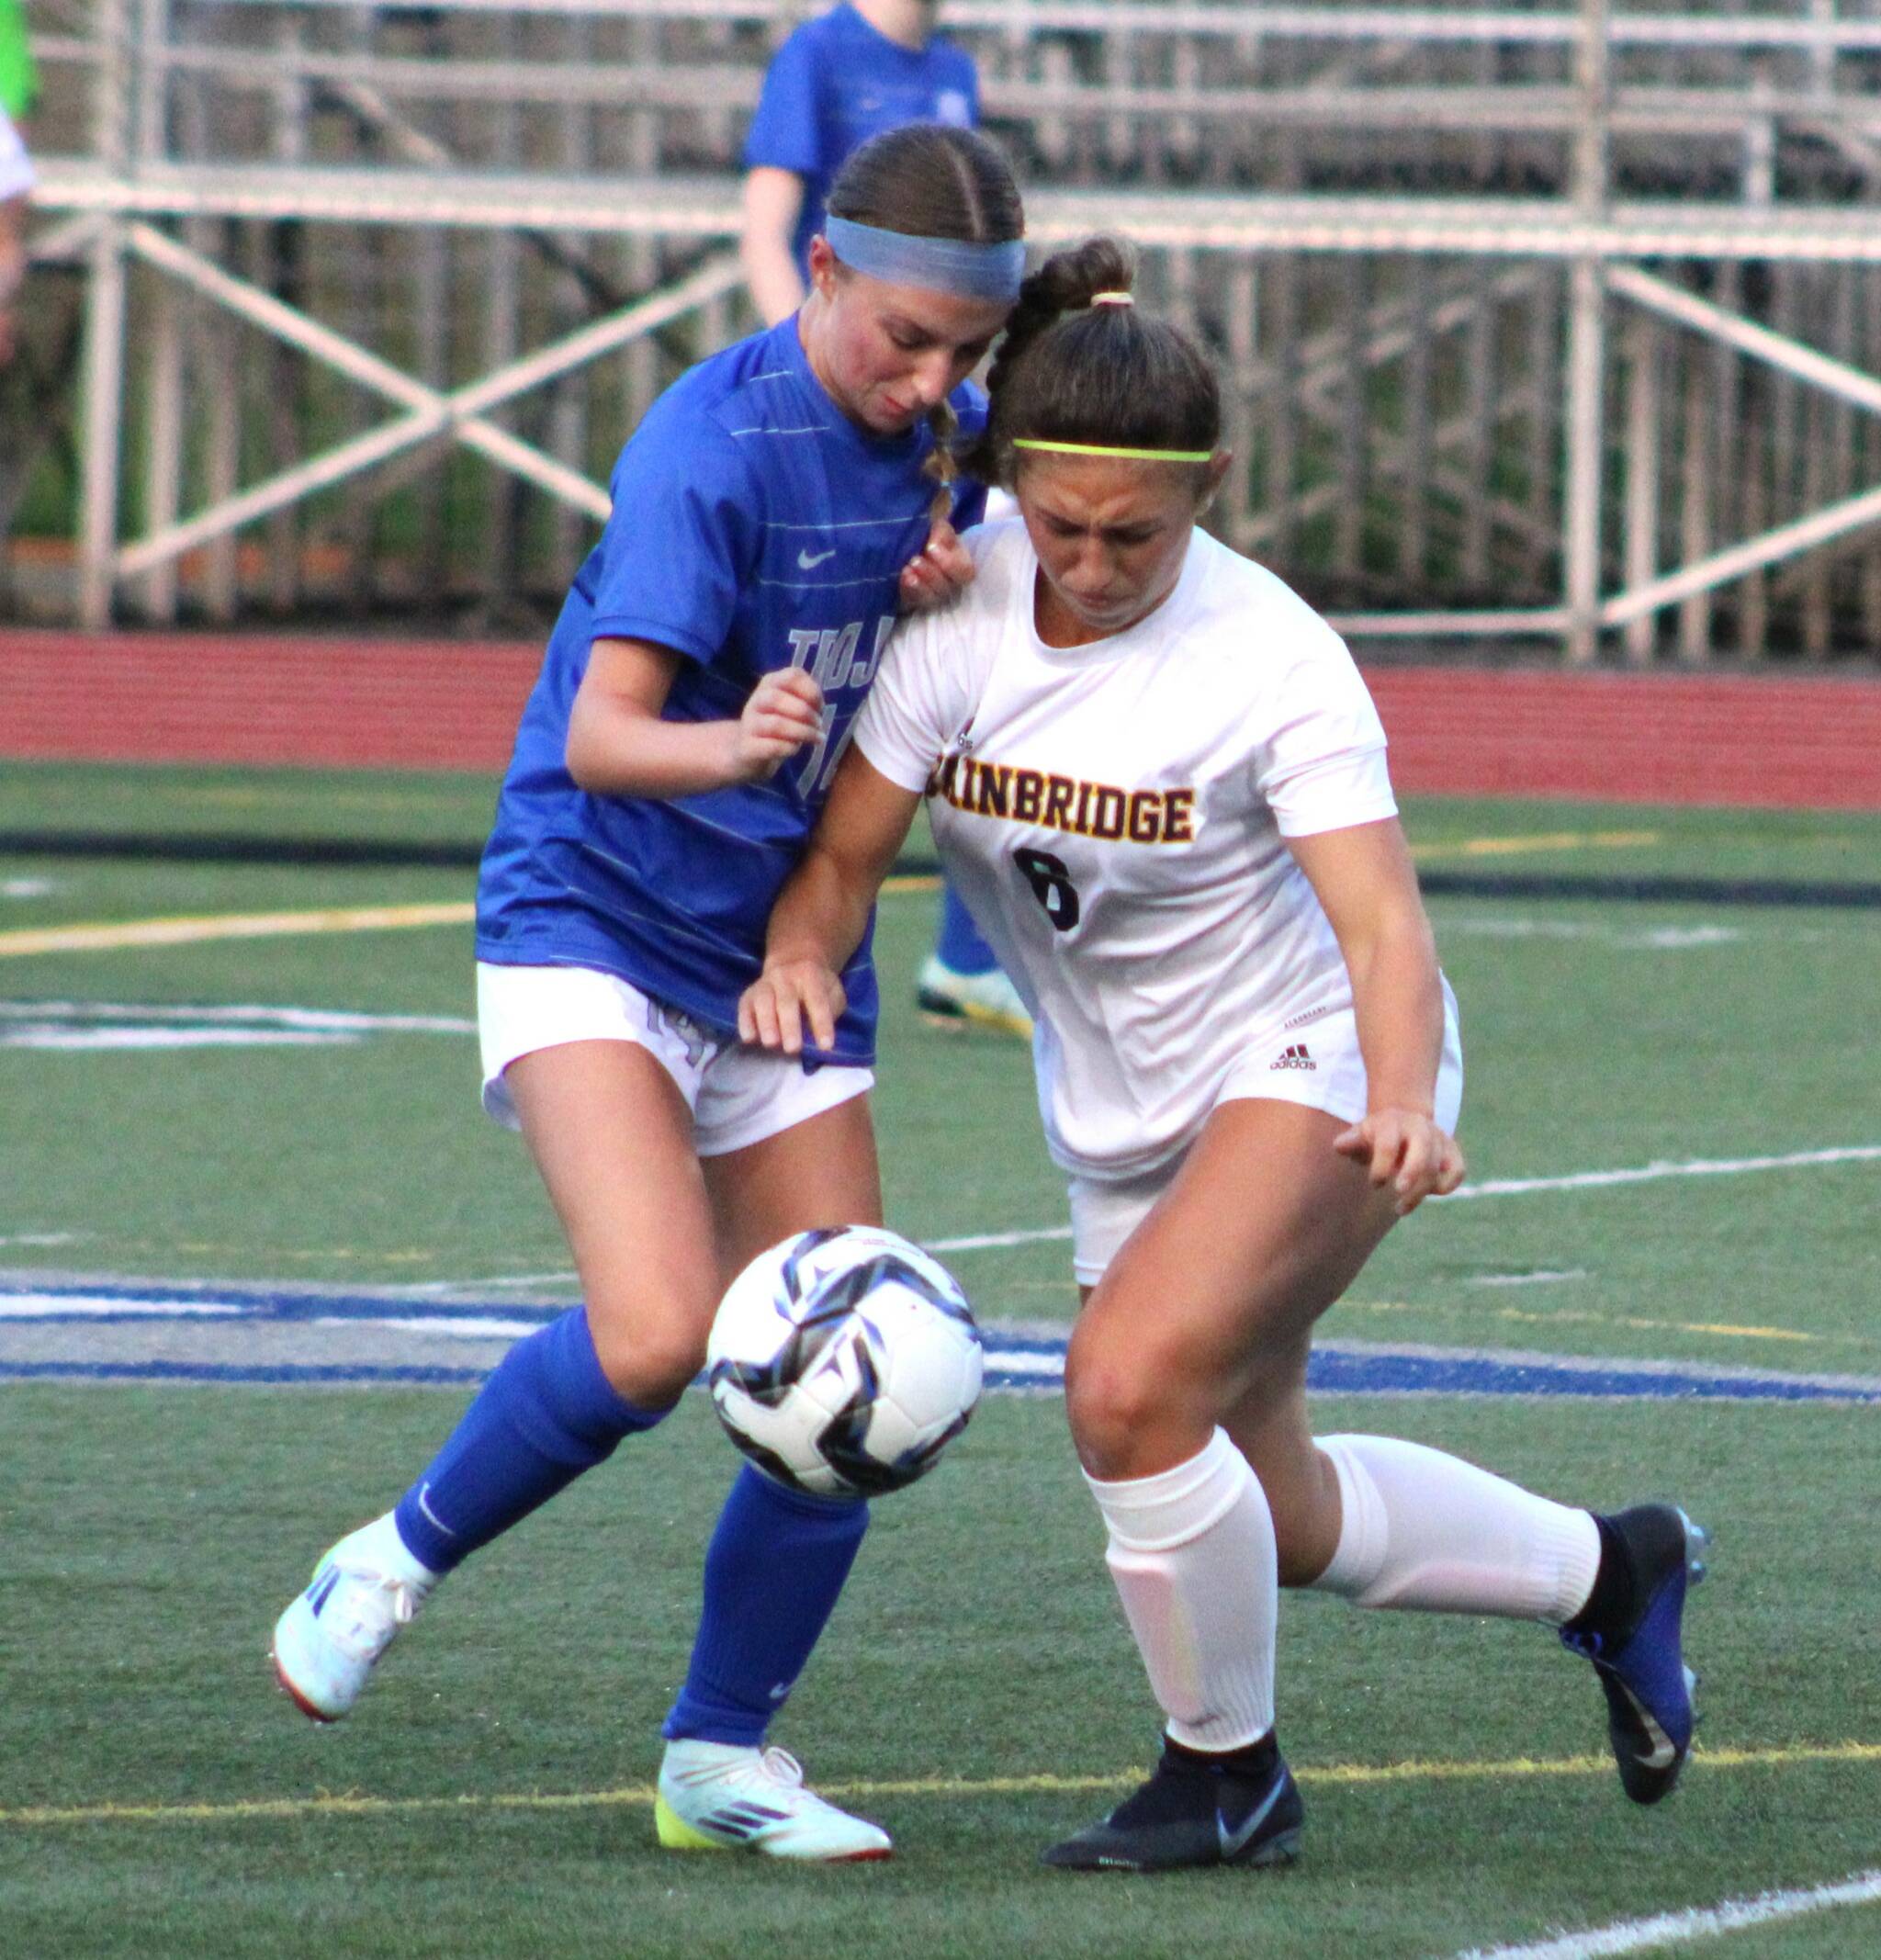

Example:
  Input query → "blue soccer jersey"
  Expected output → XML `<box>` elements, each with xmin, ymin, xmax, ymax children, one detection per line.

<box><xmin>744</xmin><ymin>3</ymin><xmax>979</xmax><ymax>272</ymax></box>
<box><xmin>476</xmin><ymin>316</ymin><xmax>987</xmax><ymax>1064</ymax></box>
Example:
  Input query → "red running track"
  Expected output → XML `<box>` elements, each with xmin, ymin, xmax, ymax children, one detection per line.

<box><xmin>3</xmin><ymin>628</ymin><xmax>1880</xmax><ymax>809</ymax></box>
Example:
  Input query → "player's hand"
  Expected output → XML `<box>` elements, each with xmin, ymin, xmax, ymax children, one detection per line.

<box><xmin>1333</xmin><ymin>1108</ymin><xmax>1466</xmax><ymax>1216</ymax></box>
<box><xmin>739</xmin><ymin>958</ymin><xmax>848</xmax><ymax>1056</ymax></box>
<box><xmin>730</xmin><ymin>669</ymin><xmax>825</xmax><ymax>782</ymax></box>
<box><xmin>898</xmin><ymin>515</ymin><xmax>974</xmax><ymax>614</ymax></box>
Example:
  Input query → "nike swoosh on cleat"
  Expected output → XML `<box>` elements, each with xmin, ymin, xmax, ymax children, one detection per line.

<box><xmin>1217</xmin><ymin>1778</ymin><xmax>1288</xmax><ymax>1861</ymax></box>
<box><xmin>1616</xmin><ymin>1680</ymin><xmax>1679</xmax><ymax>1770</ymax></box>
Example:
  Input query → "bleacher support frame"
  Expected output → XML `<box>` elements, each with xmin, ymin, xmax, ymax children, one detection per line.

<box><xmin>19</xmin><ymin>0</ymin><xmax>1881</xmax><ymax>662</ymax></box>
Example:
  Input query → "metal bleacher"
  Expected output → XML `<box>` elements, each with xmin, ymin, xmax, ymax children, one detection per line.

<box><xmin>17</xmin><ymin>1</ymin><xmax>1881</xmax><ymax>662</ymax></box>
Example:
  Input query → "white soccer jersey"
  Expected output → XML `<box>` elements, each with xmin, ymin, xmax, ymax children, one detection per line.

<box><xmin>0</xmin><ymin>110</ymin><xmax>32</xmax><ymax>202</ymax></box>
<box><xmin>856</xmin><ymin>517</ymin><xmax>1399</xmax><ymax>1180</ymax></box>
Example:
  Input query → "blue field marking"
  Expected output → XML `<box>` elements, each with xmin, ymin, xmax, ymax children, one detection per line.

<box><xmin>4</xmin><ymin>1280</ymin><xmax>1879</xmax><ymax>1402</ymax></box>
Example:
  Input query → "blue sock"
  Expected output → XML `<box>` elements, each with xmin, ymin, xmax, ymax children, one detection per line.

<box><xmin>393</xmin><ymin>1306</ymin><xmax>663</xmax><ymax>1574</ymax></box>
<box><xmin>662</xmin><ymin>1466</ymin><xmax>870</xmax><ymax>1745</ymax></box>
<box><xmin>935</xmin><ymin>883</ymin><xmax>998</xmax><ymax>976</ymax></box>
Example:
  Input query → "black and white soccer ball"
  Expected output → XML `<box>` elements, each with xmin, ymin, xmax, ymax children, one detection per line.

<box><xmin>706</xmin><ymin>1226</ymin><xmax>984</xmax><ymax>1498</ymax></box>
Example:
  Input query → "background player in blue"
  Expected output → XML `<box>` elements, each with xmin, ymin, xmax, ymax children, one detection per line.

<box><xmin>271</xmin><ymin>125</ymin><xmax>1026</xmax><ymax>1863</ymax></box>
<box><xmin>743</xmin><ymin>0</ymin><xmax>1031</xmax><ymax>1037</ymax></box>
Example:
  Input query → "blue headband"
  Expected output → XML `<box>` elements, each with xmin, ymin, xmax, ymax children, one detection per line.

<box><xmin>823</xmin><ymin>215</ymin><xmax>1024</xmax><ymax>304</ymax></box>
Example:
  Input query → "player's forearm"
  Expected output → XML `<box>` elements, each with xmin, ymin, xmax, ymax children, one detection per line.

<box><xmin>741</xmin><ymin>231</ymin><xmax>807</xmax><ymax>327</ymax></box>
<box><xmin>766</xmin><ymin>845</ymin><xmax>876</xmax><ymax>975</ymax></box>
<box><xmin>565</xmin><ymin>699</ymin><xmax>749</xmax><ymax>801</ymax></box>
<box><xmin>1345</xmin><ymin>908</ymin><xmax>1446</xmax><ymax>1115</ymax></box>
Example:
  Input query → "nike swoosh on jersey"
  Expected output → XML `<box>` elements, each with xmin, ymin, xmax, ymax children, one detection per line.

<box><xmin>1616</xmin><ymin>1680</ymin><xmax>1679</xmax><ymax>1770</ymax></box>
<box><xmin>1216</xmin><ymin>1776</ymin><xmax>1287</xmax><ymax>1860</ymax></box>
<box><xmin>797</xmin><ymin>547</ymin><xmax>837</xmax><ymax>569</ymax></box>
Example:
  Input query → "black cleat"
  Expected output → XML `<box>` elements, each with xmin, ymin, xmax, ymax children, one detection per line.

<box><xmin>1042</xmin><ymin>1738</ymin><xmax>1304</xmax><ymax>1874</ymax></box>
<box><xmin>1560</xmin><ymin>1503</ymin><xmax>1709</xmax><ymax>1806</ymax></box>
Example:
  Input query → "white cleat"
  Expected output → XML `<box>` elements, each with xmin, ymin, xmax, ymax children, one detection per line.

<box><xmin>271</xmin><ymin>1520</ymin><xmax>435</xmax><ymax>1722</ymax></box>
<box><xmin>655</xmin><ymin>1740</ymin><xmax>892</xmax><ymax>1862</ymax></box>
<box><xmin>916</xmin><ymin>954</ymin><xmax>1032</xmax><ymax>1039</ymax></box>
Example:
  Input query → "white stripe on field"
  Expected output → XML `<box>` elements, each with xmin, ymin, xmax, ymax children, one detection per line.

<box><xmin>0</xmin><ymin>1001</ymin><xmax>475</xmax><ymax>1034</ymax></box>
<box><xmin>1442</xmin><ymin>1144</ymin><xmax>1881</xmax><ymax>1202</ymax></box>
<box><xmin>928</xmin><ymin>1223</ymin><xmax>1072</xmax><ymax>1252</ymax></box>
<box><xmin>379</xmin><ymin>1271</ymin><xmax>580</xmax><ymax>1297</ymax></box>
<box><xmin>0</xmin><ymin>1295</ymin><xmax>247</xmax><ymax>1319</ymax></box>
<box><xmin>1</xmin><ymin>1028</ymin><xmax>360</xmax><ymax>1051</ymax></box>
<box><xmin>929</xmin><ymin>1146</ymin><xmax>1881</xmax><ymax>1250</ymax></box>
<box><xmin>980</xmin><ymin>1349</ymin><xmax>1062</xmax><ymax>1376</ymax></box>
<box><xmin>314</xmin><ymin>1314</ymin><xmax>545</xmax><ymax>1341</ymax></box>
<box><xmin>1453</xmin><ymin>1866</ymin><xmax>1881</xmax><ymax>1960</ymax></box>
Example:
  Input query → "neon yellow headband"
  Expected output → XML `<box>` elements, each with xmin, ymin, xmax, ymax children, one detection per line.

<box><xmin>1010</xmin><ymin>438</ymin><xmax>1215</xmax><ymax>463</ymax></box>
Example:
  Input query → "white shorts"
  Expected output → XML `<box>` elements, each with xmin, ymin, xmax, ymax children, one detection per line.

<box><xmin>476</xmin><ymin>962</ymin><xmax>873</xmax><ymax>1158</ymax></box>
<box><xmin>1064</xmin><ymin>984</ymin><xmax>1465</xmax><ymax>1287</ymax></box>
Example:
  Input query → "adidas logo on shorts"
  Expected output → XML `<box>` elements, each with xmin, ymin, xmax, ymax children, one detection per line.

<box><xmin>1270</xmin><ymin>1042</ymin><xmax>1316</xmax><ymax>1071</ymax></box>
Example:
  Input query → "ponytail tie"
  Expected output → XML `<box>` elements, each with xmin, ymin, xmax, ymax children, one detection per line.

<box><xmin>1091</xmin><ymin>291</ymin><xmax>1134</xmax><ymax>307</ymax></box>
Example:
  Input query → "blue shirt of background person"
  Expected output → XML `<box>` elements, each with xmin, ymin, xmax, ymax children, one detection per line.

<box><xmin>745</xmin><ymin>3</ymin><xmax>978</xmax><ymax>277</ymax></box>
<box><xmin>476</xmin><ymin>314</ymin><xmax>987</xmax><ymax>1064</ymax></box>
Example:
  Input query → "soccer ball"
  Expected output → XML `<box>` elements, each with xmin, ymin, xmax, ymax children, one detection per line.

<box><xmin>706</xmin><ymin>1225</ymin><xmax>984</xmax><ymax>1498</ymax></box>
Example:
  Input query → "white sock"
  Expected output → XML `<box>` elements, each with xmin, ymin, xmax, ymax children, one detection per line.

<box><xmin>1312</xmin><ymin>1433</ymin><xmax>1600</xmax><ymax>1624</ymax></box>
<box><xmin>351</xmin><ymin>1511</ymin><xmax>441</xmax><ymax>1591</ymax></box>
<box><xmin>1086</xmin><ymin>1428</ymin><xmax>1277</xmax><ymax>1753</ymax></box>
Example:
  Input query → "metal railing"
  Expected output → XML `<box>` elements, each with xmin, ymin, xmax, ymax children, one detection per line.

<box><xmin>13</xmin><ymin>0</ymin><xmax>1881</xmax><ymax>661</ymax></box>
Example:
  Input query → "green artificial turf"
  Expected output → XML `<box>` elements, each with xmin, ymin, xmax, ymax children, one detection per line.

<box><xmin>0</xmin><ymin>1391</ymin><xmax>1876</xmax><ymax>1959</ymax></box>
<box><xmin>3</xmin><ymin>768</ymin><xmax>1877</xmax><ymax>1954</ymax></box>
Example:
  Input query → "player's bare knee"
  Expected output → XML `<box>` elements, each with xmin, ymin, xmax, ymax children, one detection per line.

<box><xmin>1065</xmin><ymin>1320</ymin><xmax>1148</xmax><ymax>1455</ymax></box>
<box><xmin>588</xmin><ymin>1314</ymin><xmax>707</xmax><ymax>1409</ymax></box>
<box><xmin>1064</xmin><ymin>1346</ymin><xmax>1206</xmax><ymax>1480</ymax></box>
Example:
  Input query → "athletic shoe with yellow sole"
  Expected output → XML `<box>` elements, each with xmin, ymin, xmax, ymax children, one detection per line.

<box><xmin>655</xmin><ymin>1740</ymin><xmax>892</xmax><ymax>1862</ymax></box>
<box><xmin>915</xmin><ymin>954</ymin><xmax>1032</xmax><ymax>1038</ymax></box>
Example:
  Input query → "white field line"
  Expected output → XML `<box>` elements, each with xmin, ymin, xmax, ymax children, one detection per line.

<box><xmin>1</xmin><ymin>1028</ymin><xmax>360</xmax><ymax>1051</ymax></box>
<box><xmin>929</xmin><ymin>1222</ymin><xmax>1072</xmax><ymax>1251</ymax></box>
<box><xmin>0</xmin><ymin>1295</ymin><xmax>247</xmax><ymax>1319</ymax></box>
<box><xmin>1466</xmin><ymin>1270</ymin><xmax>1590</xmax><ymax>1288</ymax></box>
<box><xmin>929</xmin><ymin>1146</ymin><xmax>1880</xmax><ymax>1252</ymax></box>
<box><xmin>1452</xmin><ymin>1866</ymin><xmax>1881</xmax><ymax>1960</ymax></box>
<box><xmin>379</xmin><ymin>1270</ymin><xmax>580</xmax><ymax>1296</ymax></box>
<box><xmin>1443</xmin><ymin>1144</ymin><xmax>1881</xmax><ymax>1202</ymax></box>
<box><xmin>313</xmin><ymin>1314</ymin><xmax>545</xmax><ymax>1341</ymax></box>
<box><xmin>0</xmin><ymin>1001</ymin><xmax>476</xmax><ymax>1034</ymax></box>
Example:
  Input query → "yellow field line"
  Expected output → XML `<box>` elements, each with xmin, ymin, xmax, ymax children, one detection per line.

<box><xmin>1411</xmin><ymin>829</ymin><xmax>1661</xmax><ymax>862</ymax></box>
<box><xmin>0</xmin><ymin>829</ymin><xmax>1661</xmax><ymax>955</ymax></box>
<box><xmin>6</xmin><ymin>1740</ymin><xmax>1875</xmax><ymax>1831</ymax></box>
<box><xmin>0</xmin><ymin>903</ymin><xmax>475</xmax><ymax>958</ymax></box>
<box><xmin>1354</xmin><ymin>1299</ymin><xmax>1836</xmax><ymax>1349</ymax></box>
